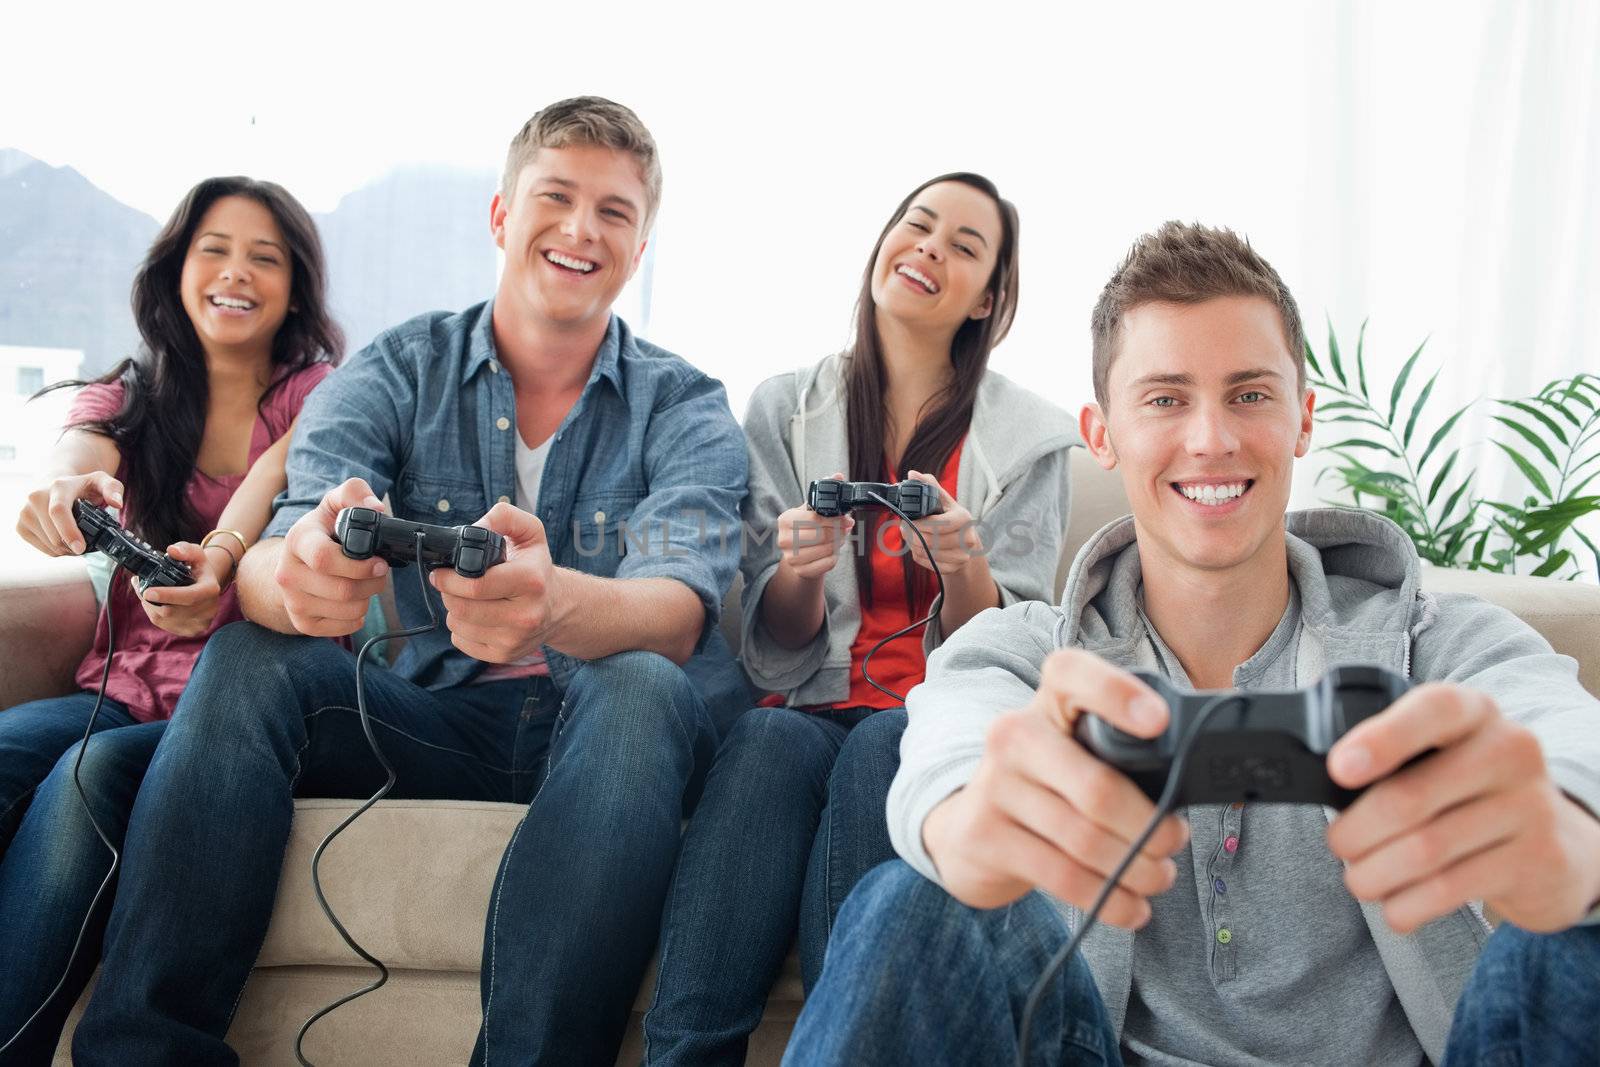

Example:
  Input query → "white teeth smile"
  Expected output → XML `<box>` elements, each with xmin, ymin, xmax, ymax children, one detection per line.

<box><xmin>1177</xmin><ymin>481</ymin><xmax>1249</xmax><ymax>505</ymax></box>
<box><xmin>210</xmin><ymin>295</ymin><xmax>255</xmax><ymax>310</ymax></box>
<box><xmin>545</xmin><ymin>251</ymin><xmax>597</xmax><ymax>273</ymax></box>
<box><xmin>895</xmin><ymin>264</ymin><xmax>939</xmax><ymax>294</ymax></box>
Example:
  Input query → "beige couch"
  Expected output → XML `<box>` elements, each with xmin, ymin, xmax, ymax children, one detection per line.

<box><xmin>2</xmin><ymin>450</ymin><xmax>1596</xmax><ymax>1065</ymax></box>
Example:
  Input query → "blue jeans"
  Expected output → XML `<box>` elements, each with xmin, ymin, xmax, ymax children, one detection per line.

<box><xmin>784</xmin><ymin>860</ymin><xmax>1600</xmax><ymax>1067</ymax></box>
<box><xmin>71</xmin><ymin>621</ymin><xmax>719</xmax><ymax>1067</ymax></box>
<box><xmin>642</xmin><ymin>706</ymin><xmax>905</xmax><ymax>1067</ymax></box>
<box><xmin>0</xmin><ymin>693</ymin><xmax>165</xmax><ymax>1065</ymax></box>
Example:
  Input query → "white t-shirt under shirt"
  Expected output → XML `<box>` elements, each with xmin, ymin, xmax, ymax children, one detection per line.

<box><xmin>474</xmin><ymin>430</ymin><xmax>555</xmax><ymax>682</ymax></box>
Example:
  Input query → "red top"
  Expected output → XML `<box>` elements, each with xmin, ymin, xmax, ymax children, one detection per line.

<box><xmin>828</xmin><ymin>438</ymin><xmax>964</xmax><ymax>711</ymax></box>
<box><xmin>69</xmin><ymin>363</ymin><xmax>332</xmax><ymax>721</ymax></box>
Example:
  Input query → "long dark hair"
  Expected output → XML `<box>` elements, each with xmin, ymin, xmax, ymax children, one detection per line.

<box><xmin>44</xmin><ymin>176</ymin><xmax>343</xmax><ymax>549</ymax></box>
<box><xmin>845</xmin><ymin>172</ymin><xmax>1020</xmax><ymax>607</ymax></box>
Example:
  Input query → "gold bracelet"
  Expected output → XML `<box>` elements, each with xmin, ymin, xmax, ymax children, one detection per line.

<box><xmin>201</xmin><ymin>528</ymin><xmax>248</xmax><ymax>565</ymax></box>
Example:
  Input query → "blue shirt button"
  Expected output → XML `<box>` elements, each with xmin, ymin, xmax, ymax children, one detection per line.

<box><xmin>1214</xmin><ymin>877</ymin><xmax>1227</xmax><ymax>895</ymax></box>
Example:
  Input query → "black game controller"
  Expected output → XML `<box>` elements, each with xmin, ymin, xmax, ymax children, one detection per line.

<box><xmin>71</xmin><ymin>500</ymin><xmax>195</xmax><ymax>593</ymax></box>
<box><xmin>807</xmin><ymin>479</ymin><xmax>944</xmax><ymax>520</ymax></box>
<box><xmin>333</xmin><ymin>507</ymin><xmax>505</xmax><ymax>579</ymax></box>
<box><xmin>1075</xmin><ymin>666</ymin><xmax>1412</xmax><ymax>809</ymax></box>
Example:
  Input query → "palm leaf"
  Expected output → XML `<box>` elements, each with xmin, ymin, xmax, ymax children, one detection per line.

<box><xmin>1327</xmin><ymin>318</ymin><xmax>1347</xmax><ymax>388</ymax></box>
<box><xmin>1575</xmin><ymin>528</ymin><xmax>1600</xmax><ymax>581</ymax></box>
<box><xmin>1324</xmin><ymin>414</ymin><xmax>1393</xmax><ymax>431</ymax></box>
<box><xmin>1355</xmin><ymin>319</ymin><xmax>1370</xmax><ymax>400</ymax></box>
<box><xmin>1304</xmin><ymin>340</ymin><xmax>1323</xmax><ymax>379</ymax></box>
<box><xmin>1530</xmin><ymin>393</ymin><xmax>1583</xmax><ymax>429</ymax></box>
<box><xmin>1403</xmin><ymin>370</ymin><xmax>1439</xmax><ymax>448</ymax></box>
<box><xmin>1387</xmin><ymin>339</ymin><xmax>1427</xmax><ymax>424</ymax></box>
<box><xmin>1427</xmin><ymin>450</ymin><xmax>1460</xmax><ymax>506</ymax></box>
<box><xmin>1440</xmin><ymin>476</ymin><xmax>1474</xmax><ymax>523</ymax></box>
<box><xmin>1417</xmin><ymin>401</ymin><xmax>1473</xmax><ymax>475</ymax></box>
<box><xmin>1490</xmin><ymin>415</ymin><xmax>1560</xmax><ymax>469</ymax></box>
<box><xmin>1531</xmin><ymin>549</ymin><xmax>1573</xmax><ymax>579</ymax></box>
<box><xmin>1328</xmin><ymin>438</ymin><xmax>1402</xmax><ymax>458</ymax></box>
<box><xmin>1470</xmin><ymin>528</ymin><xmax>1491</xmax><ymax>568</ymax></box>
<box><xmin>1499</xmin><ymin>400</ymin><xmax>1568</xmax><ymax>446</ymax></box>
<box><xmin>1565</xmin><ymin>381</ymin><xmax>1598</xmax><ymax>410</ymax></box>
<box><xmin>1491</xmin><ymin>440</ymin><xmax>1552</xmax><ymax>499</ymax></box>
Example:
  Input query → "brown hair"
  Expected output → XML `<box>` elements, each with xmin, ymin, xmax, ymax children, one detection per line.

<box><xmin>501</xmin><ymin>96</ymin><xmax>663</xmax><ymax>230</ymax></box>
<box><xmin>1090</xmin><ymin>220</ymin><xmax>1305</xmax><ymax>407</ymax></box>
<box><xmin>845</xmin><ymin>172</ymin><xmax>1020</xmax><ymax>607</ymax></box>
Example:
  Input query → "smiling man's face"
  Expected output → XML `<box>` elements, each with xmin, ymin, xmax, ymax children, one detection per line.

<box><xmin>491</xmin><ymin>143</ymin><xmax>649</xmax><ymax>333</ymax></box>
<box><xmin>1081</xmin><ymin>294</ymin><xmax>1315</xmax><ymax>579</ymax></box>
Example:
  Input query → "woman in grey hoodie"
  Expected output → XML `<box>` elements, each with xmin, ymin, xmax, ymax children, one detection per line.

<box><xmin>642</xmin><ymin>173</ymin><xmax>1077</xmax><ymax>1065</ymax></box>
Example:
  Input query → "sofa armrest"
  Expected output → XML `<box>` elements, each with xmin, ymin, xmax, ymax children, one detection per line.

<box><xmin>0</xmin><ymin>557</ymin><xmax>99</xmax><ymax>709</ymax></box>
<box><xmin>1420</xmin><ymin>564</ymin><xmax>1600</xmax><ymax>698</ymax></box>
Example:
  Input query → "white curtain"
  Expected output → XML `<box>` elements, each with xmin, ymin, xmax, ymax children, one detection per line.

<box><xmin>1292</xmin><ymin>1</ymin><xmax>1600</xmax><ymax>570</ymax></box>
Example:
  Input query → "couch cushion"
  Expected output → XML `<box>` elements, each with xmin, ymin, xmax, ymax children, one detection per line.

<box><xmin>259</xmin><ymin>799</ymin><xmax>523</xmax><ymax>973</ymax></box>
<box><xmin>260</xmin><ymin>798</ymin><xmax>806</xmax><ymax>1012</ymax></box>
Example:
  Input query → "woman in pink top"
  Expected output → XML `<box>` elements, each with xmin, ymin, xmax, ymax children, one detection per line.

<box><xmin>0</xmin><ymin>176</ymin><xmax>342</xmax><ymax>1060</ymax></box>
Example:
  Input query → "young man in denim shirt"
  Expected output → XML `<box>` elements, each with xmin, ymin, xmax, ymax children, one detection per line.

<box><xmin>72</xmin><ymin>97</ymin><xmax>749</xmax><ymax>1066</ymax></box>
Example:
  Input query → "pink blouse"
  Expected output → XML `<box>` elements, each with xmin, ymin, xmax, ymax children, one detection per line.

<box><xmin>68</xmin><ymin>363</ymin><xmax>332</xmax><ymax>721</ymax></box>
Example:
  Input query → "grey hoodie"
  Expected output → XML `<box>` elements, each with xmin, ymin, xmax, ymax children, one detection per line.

<box><xmin>739</xmin><ymin>353</ymin><xmax>1077</xmax><ymax>706</ymax></box>
<box><xmin>891</xmin><ymin>508</ymin><xmax>1600</xmax><ymax>1062</ymax></box>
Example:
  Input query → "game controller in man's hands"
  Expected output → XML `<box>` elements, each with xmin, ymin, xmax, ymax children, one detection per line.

<box><xmin>1074</xmin><ymin>666</ymin><xmax>1412</xmax><ymax>809</ymax></box>
<box><xmin>333</xmin><ymin>507</ymin><xmax>505</xmax><ymax>579</ymax></box>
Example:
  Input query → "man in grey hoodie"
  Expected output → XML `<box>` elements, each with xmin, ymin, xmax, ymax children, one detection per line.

<box><xmin>782</xmin><ymin>222</ymin><xmax>1600</xmax><ymax>1066</ymax></box>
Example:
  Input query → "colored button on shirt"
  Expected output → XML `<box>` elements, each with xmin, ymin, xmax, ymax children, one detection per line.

<box><xmin>1217</xmin><ymin>928</ymin><xmax>1232</xmax><ymax>944</ymax></box>
<box><xmin>1214</xmin><ymin>878</ymin><xmax>1227</xmax><ymax>895</ymax></box>
<box><xmin>1224</xmin><ymin>835</ymin><xmax>1239</xmax><ymax>853</ymax></box>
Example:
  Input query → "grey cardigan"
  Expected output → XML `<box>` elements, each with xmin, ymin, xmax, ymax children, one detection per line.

<box><xmin>891</xmin><ymin>509</ymin><xmax>1600</xmax><ymax>1062</ymax></box>
<box><xmin>739</xmin><ymin>353</ymin><xmax>1078</xmax><ymax>706</ymax></box>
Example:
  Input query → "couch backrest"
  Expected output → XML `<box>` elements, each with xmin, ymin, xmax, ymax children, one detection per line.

<box><xmin>1058</xmin><ymin>448</ymin><xmax>1129</xmax><ymax>597</ymax></box>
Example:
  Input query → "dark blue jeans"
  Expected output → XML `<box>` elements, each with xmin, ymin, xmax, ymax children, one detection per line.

<box><xmin>71</xmin><ymin>621</ymin><xmax>719</xmax><ymax>1067</ymax></box>
<box><xmin>785</xmin><ymin>860</ymin><xmax>1600</xmax><ymax>1067</ymax></box>
<box><xmin>0</xmin><ymin>694</ymin><xmax>164</xmax><ymax>1065</ymax></box>
<box><xmin>642</xmin><ymin>705</ymin><xmax>906</xmax><ymax>1067</ymax></box>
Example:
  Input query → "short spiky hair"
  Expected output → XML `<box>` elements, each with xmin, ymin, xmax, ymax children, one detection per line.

<box><xmin>501</xmin><ymin>95</ymin><xmax>662</xmax><ymax>230</ymax></box>
<box><xmin>1090</xmin><ymin>221</ymin><xmax>1305</xmax><ymax>406</ymax></box>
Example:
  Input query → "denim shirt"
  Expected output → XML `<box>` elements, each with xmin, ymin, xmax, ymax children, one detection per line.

<box><xmin>265</xmin><ymin>301</ymin><xmax>749</xmax><ymax>695</ymax></box>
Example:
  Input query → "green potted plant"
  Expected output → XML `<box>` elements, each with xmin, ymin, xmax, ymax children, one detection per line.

<box><xmin>1306</xmin><ymin>321</ymin><xmax>1600</xmax><ymax>581</ymax></box>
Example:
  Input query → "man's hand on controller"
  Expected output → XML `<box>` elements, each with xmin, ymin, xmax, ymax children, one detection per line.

<box><xmin>431</xmin><ymin>502</ymin><xmax>565</xmax><ymax>663</ymax></box>
<box><xmin>1328</xmin><ymin>682</ymin><xmax>1600</xmax><ymax>933</ymax></box>
<box><xmin>921</xmin><ymin>649</ymin><xmax>1188</xmax><ymax>924</ymax></box>
<box><xmin>277</xmin><ymin>478</ymin><xmax>390</xmax><ymax>638</ymax></box>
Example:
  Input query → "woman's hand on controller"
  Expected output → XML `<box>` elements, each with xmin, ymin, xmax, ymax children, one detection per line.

<box><xmin>17</xmin><ymin>470</ymin><xmax>124</xmax><ymax>556</ymax></box>
<box><xmin>902</xmin><ymin>470</ymin><xmax>980</xmax><ymax>574</ymax></box>
<box><xmin>920</xmin><ymin>649</ymin><xmax>1188</xmax><ymax>923</ymax></box>
<box><xmin>137</xmin><ymin>541</ymin><xmax>228</xmax><ymax>637</ymax></box>
<box><xmin>776</xmin><ymin>471</ymin><xmax>854</xmax><ymax>580</ymax></box>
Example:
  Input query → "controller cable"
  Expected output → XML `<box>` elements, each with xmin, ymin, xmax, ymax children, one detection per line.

<box><xmin>1015</xmin><ymin>693</ymin><xmax>1251</xmax><ymax>1067</ymax></box>
<box><xmin>0</xmin><ymin>563</ymin><xmax>127</xmax><ymax>1059</ymax></box>
<box><xmin>295</xmin><ymin>530</ymin><xmax>438</xmax><ymax>1066</ymax></box>
<box><xmin>858</xmin><ymin>491</ymin><xmax>946</xmax><ymax>705</ymax></box>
